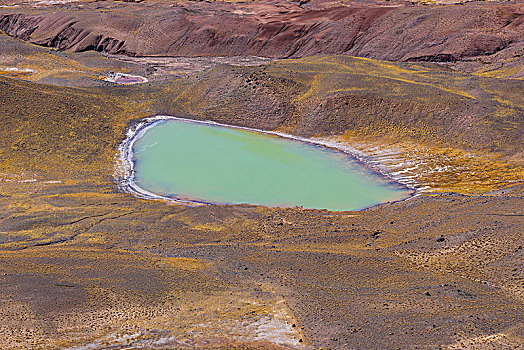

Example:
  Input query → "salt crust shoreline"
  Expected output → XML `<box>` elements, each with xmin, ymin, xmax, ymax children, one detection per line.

<box><xmin>115</xmin><ymin>115</ymin><xmax>420</xmax><ymax>210</ymax></box>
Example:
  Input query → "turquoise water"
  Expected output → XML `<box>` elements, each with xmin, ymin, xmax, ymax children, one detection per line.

<box><xmin>131</xmin><ymin>119</ymin><xmax>411</xmax><ymax>211</ymax></box>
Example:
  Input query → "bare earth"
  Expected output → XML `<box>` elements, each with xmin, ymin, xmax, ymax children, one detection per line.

<box><xmin>0</xmin><ymin>0</ymin><xmax>523</xmax><ymax>349</ymax></box>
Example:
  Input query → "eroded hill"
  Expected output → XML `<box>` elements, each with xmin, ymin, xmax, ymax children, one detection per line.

<box><xmin>0</xmin><ymin>0</ymin><xmax>523</xmax><ymax>76</ymax></box>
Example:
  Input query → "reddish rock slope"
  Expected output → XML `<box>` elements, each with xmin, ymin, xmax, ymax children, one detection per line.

<box><xmin>0</xmin><ymin>1</ymin><xmax>523</xmax><ymax>62</ymax></box>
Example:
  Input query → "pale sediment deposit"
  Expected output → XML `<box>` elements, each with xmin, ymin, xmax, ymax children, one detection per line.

<box><xmin>102</xmin><ymin>72</ymin><xmax>148</xmax><ymax>85</ymax></box>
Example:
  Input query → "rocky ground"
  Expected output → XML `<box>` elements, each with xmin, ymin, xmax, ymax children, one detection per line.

<box><xmin>0</xmin><ymin>0</ymin><xmax>523</xmax><ymax>349</ymax></box>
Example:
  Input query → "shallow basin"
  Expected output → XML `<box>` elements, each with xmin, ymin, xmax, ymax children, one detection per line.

<box><xmin>129</xmin><ymin>118</ymin><xmax>412</xmax><ymax>211</ymax></box>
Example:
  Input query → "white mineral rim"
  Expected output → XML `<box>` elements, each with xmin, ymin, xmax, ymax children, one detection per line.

<box><xmin>115</xmin><ymin>115</ymin><xmax>422</xmax><ymax>206</ymax></box>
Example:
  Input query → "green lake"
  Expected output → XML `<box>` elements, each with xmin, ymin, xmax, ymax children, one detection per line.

<box><xmin>130</xmin><ymin>119</ymin><xmax>412</xmax><ymax>211</ymax></box>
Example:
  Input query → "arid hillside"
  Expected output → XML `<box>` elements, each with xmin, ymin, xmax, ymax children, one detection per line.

<box><xmin>1</xmin><ymin>55</ymin><xmax>523</xmax><ymax>192</ymax></box>
<box><xmin>0</xmin><ymin>0</ymin><xmax>523</xmax><ymax>76</ymax></box>
<box><xmin>0</xmin><ymin>70</ymin><xmax>523</xmax><ymax>349</ymax></box>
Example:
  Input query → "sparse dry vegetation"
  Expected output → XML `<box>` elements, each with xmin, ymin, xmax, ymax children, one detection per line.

<box><xmin>0</xmin><ymin>3</ymin><xmax>522</xmax><ymax>348</ymax></box>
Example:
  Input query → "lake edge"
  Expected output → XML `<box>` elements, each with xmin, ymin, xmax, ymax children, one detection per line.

<box><xmin>115</xmin><ymin>115</ymin><xmax>418</xmax><ymax>211</ymax></box>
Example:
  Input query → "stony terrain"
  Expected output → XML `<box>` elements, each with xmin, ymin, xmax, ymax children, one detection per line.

<box><xmin>0</xmin><ymin>0</ymin><xmax>523</xmax><ymax>349</ymax></box>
